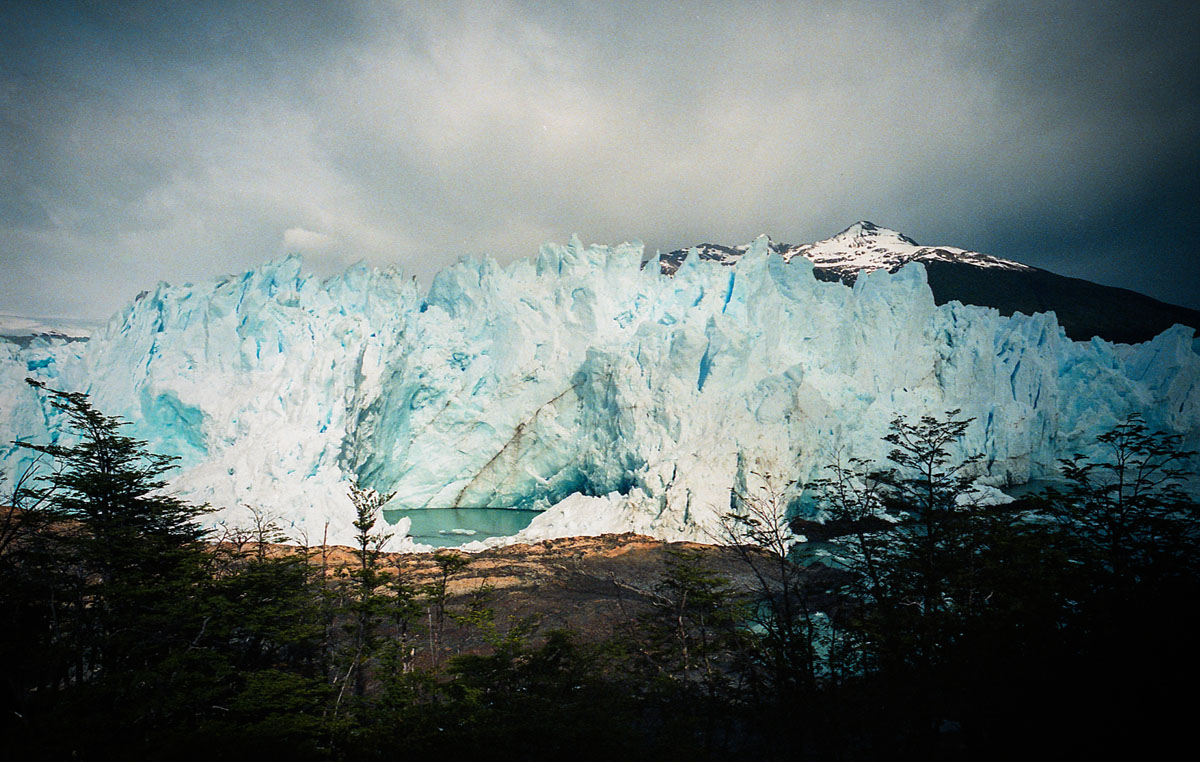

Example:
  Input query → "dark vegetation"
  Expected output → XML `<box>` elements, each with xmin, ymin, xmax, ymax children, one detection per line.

<box><xmin>2</xmin><ymin>382</ymin><xmax>1198</xmax><ymax>760</ymax></box>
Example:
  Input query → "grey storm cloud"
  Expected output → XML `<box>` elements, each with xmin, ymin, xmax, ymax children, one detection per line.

<box><xmin>1</xmin><ymin>0</ymin><xmax>1198</xmax><ymax>321</ymax></box>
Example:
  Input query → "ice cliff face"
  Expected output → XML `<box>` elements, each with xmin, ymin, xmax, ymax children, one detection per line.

<box><xmin>2</xmin><ymin>236</ymin><xmax>1198</xmax><ymax>548</ymax></box>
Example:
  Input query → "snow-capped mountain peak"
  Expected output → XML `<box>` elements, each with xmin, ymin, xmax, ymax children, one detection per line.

<box><xmin>659</xmin><ymin>222</ymin><xmax>1033</xmax><ymax>280</ymax></box>
<box><xmin>790</xmin><ymin>221</ymin><xmax>1031</xmax><ymax>277</ymax></box>
<box><xmin>830</xmin><ymin>220</ymin><xmax>919</xmax><ymax>247</ymax></box>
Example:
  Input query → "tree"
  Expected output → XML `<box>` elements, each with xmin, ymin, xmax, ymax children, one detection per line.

<box><xmin>797</xmin><ymin>411</ymin><xmax>994</xmax><ymax>754</ymax></box>
<box><xmin>14</xmin><ymin>380</ymin><xmax>212</xmax><ymax>663</ymax></box>
<box><xmin>6</xmin><ymin>380</ymin><xmax>216</xmax><ymax>756</ymax></box>
<box><xmin>649</xmin><ymin>547</ymin><xmax>743</xmax><ymax>688</ymax></box>
<box><xmin>16</xmin><ymin>380</ymin><xmax>209</xmax><ymax>544</ymax></box>
<box><xmin>0</xmin><ymin>455</ymin><xmax>65</xmax><ymax>747</ymax></box>
<box><xmin>1051</xmin><ymin>414</ymin><xmax>1198</xmax><ymax>581</ymax></box>
<box><xmin>423</xmin><ymin>549</ymin><xmax>471</xmax><ymax>671</ymax></box>
<box><xmin>201</xmin><ymin>511</ymin><xmax>330</xmax><ymax>758</ymax></box>
<box><xmin>621</xmin><ymin>545</ymin><xmax>746</xmax><ymax>757</ymax></box>
<box><xmin>806</xmin><ymin>412</ymin><xmax>984</xmax><ymax>669</ymax></box>
<box><xmin>879</xmin><ymin>410</ymin><xmax>984</xmax><ymax>664</ymax></box>
<box><xmin>1037</xmin><ymin>416</ymin><xmax>1200</xmax><ymax>756</ymax></box>
<box><xmin>796</xmin><ymin>410</ymin><xmax>1200</xmax><ymax>758</ymax></box>
<box><xmin>720</xmin><ymin>460</ymin><xmax>833</xmax><ymax>756</ymax></box>
<box><xmin>336</xmin><ymin>485</ymin><xmax>395</xmax><ymax>705</ymax></box>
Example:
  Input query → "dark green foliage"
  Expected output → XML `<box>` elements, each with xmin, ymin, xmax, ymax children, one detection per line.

<box><xmin>3</xmin><ymin>381</ymin><xmax>215</xmax><ymax>756</ymax></box>
<box><xmin>615</xmin><ymin>547</ymin><xmax>751</xmax><ymax>759</ymax></box>
<box><xmin>1033</xmin><ymin>417</ymin><xmax>1200</xmax><ymax>755</ymax></box>
<box><xmin>345</xmin><ymin>630</ymin><xmax>644</xmax><ymax>762</ymax></box>
<box><xmin>636</xmin><ymin>547</ymin><xmax>746</xmax><ymax>688</ymax></box>
<box><xmin>4</xmin><ymin>390</ymin><xmax>1196</xmax><ymax>761</ymax></box>
<box><xmin>795</xmin><ymin>411</ymin><xmax>1200</xmax><ymax>759</ymax></box>
<box><xmin>1050</xmin><ymin>415</ymin><xmax>1198</xmax><ymax>580</ymax></box>
<box><xmin>2</xmin><ymin>384</ymin><xmax>330</xmax><ymax>758</ymax></box>
<box><xmin>423</xmin><ymin>549</ymin><xmax>471</xmax><ymax>669</ymax></box>
<box><xmin>335</xmin><ymin>485</ymin><xmax>396</xmax><ymax>704</ymax></box>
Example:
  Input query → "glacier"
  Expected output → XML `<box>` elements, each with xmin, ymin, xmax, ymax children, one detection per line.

<box><xmin>2</xmin><ymin>236</ymin><xmax>1198</xmax><ymax>549</ymax></box>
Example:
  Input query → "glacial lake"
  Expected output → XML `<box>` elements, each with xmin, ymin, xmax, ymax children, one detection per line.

<box><xmin>382</xmin><ymin>508</ymin><xmax>542</xmax><ymax>548</ymax></box>
<box><xmin>381</xmin><ymin>481</ymin><xmax>1062</xmax><ymax>549</ymax></box>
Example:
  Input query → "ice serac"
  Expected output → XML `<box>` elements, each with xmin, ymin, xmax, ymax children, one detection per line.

<box><xmin>2</xmin><ymin>240</ymin><xmax>1198</xmax><ymax>548</ymax></box>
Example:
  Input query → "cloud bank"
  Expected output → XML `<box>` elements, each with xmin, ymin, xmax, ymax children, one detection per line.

<box><xmin>2</xmin><ymin>0</ymin><xmax>1198</xmax><ymax>320</ymax></box>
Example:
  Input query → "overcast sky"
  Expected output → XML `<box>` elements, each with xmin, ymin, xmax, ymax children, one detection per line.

<box><xmin>2</xmin><ymin>0</ymin><xmax>1198</xmax><ymax>321</ymax></box>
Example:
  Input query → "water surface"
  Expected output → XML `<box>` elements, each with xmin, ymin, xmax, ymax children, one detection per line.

<box><xmin>383</xmin><ymin>507</ymin><xmax>542</xmax><ymax>548</ymax></box>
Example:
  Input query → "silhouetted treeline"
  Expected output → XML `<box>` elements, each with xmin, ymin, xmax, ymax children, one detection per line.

<box><xmin>2</xmin><ymin>383</ymin><xmax>1197</xmax><ymax>761</ymax></box>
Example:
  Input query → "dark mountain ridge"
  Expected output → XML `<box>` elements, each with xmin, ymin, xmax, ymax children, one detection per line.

<box><xmin>659</xmin><ymin>222</ymin><xmax>1200</xmax><ymax>344</ymax></box>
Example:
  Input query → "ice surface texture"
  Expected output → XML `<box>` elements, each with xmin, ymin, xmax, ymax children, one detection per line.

<box><xmin>3</xmin><ymin>237</ymin><xmax>1198</xmax><ymax>548</ymax></box>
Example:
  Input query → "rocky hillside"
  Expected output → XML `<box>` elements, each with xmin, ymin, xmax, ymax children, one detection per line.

<box><xmin>661</xmin><ymin>221</ymin><xmax>1200</xmax><ymax>344</ymax></box>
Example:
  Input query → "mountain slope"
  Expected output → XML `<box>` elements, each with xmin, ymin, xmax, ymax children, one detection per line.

<box><xmin>660</xmin><ymin>222</ymin><xmax>1200</xmax><ymax>344</ymax></box>
<box><xmin>920</xmin><ymin>261</ymin><xmax>1200</xmax><ymax>345</ymax></box>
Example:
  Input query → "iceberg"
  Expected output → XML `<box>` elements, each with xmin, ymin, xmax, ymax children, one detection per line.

<box><xmin>2</xmin><ymin>236</ymin><xmax>1197</xmax><ymax>548</ymax></box>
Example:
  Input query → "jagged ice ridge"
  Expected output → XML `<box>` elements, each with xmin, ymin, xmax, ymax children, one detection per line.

<box><xmin>2</xmin><ymin>236</ymin><xmax>1198</xmax><ymax>549</ymax></box>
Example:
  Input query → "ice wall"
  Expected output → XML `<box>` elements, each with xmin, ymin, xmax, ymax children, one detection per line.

<box><xmin>2</xmin><ymin>237</ymin><xmax>1197</xmax><ymax>547</ymax></box>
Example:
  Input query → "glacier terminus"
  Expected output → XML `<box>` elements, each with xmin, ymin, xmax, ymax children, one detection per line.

<box><xmin>3</xmin><ymin>233</ymin><xmax>1198</xmax><ymax>549</ymax></box>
